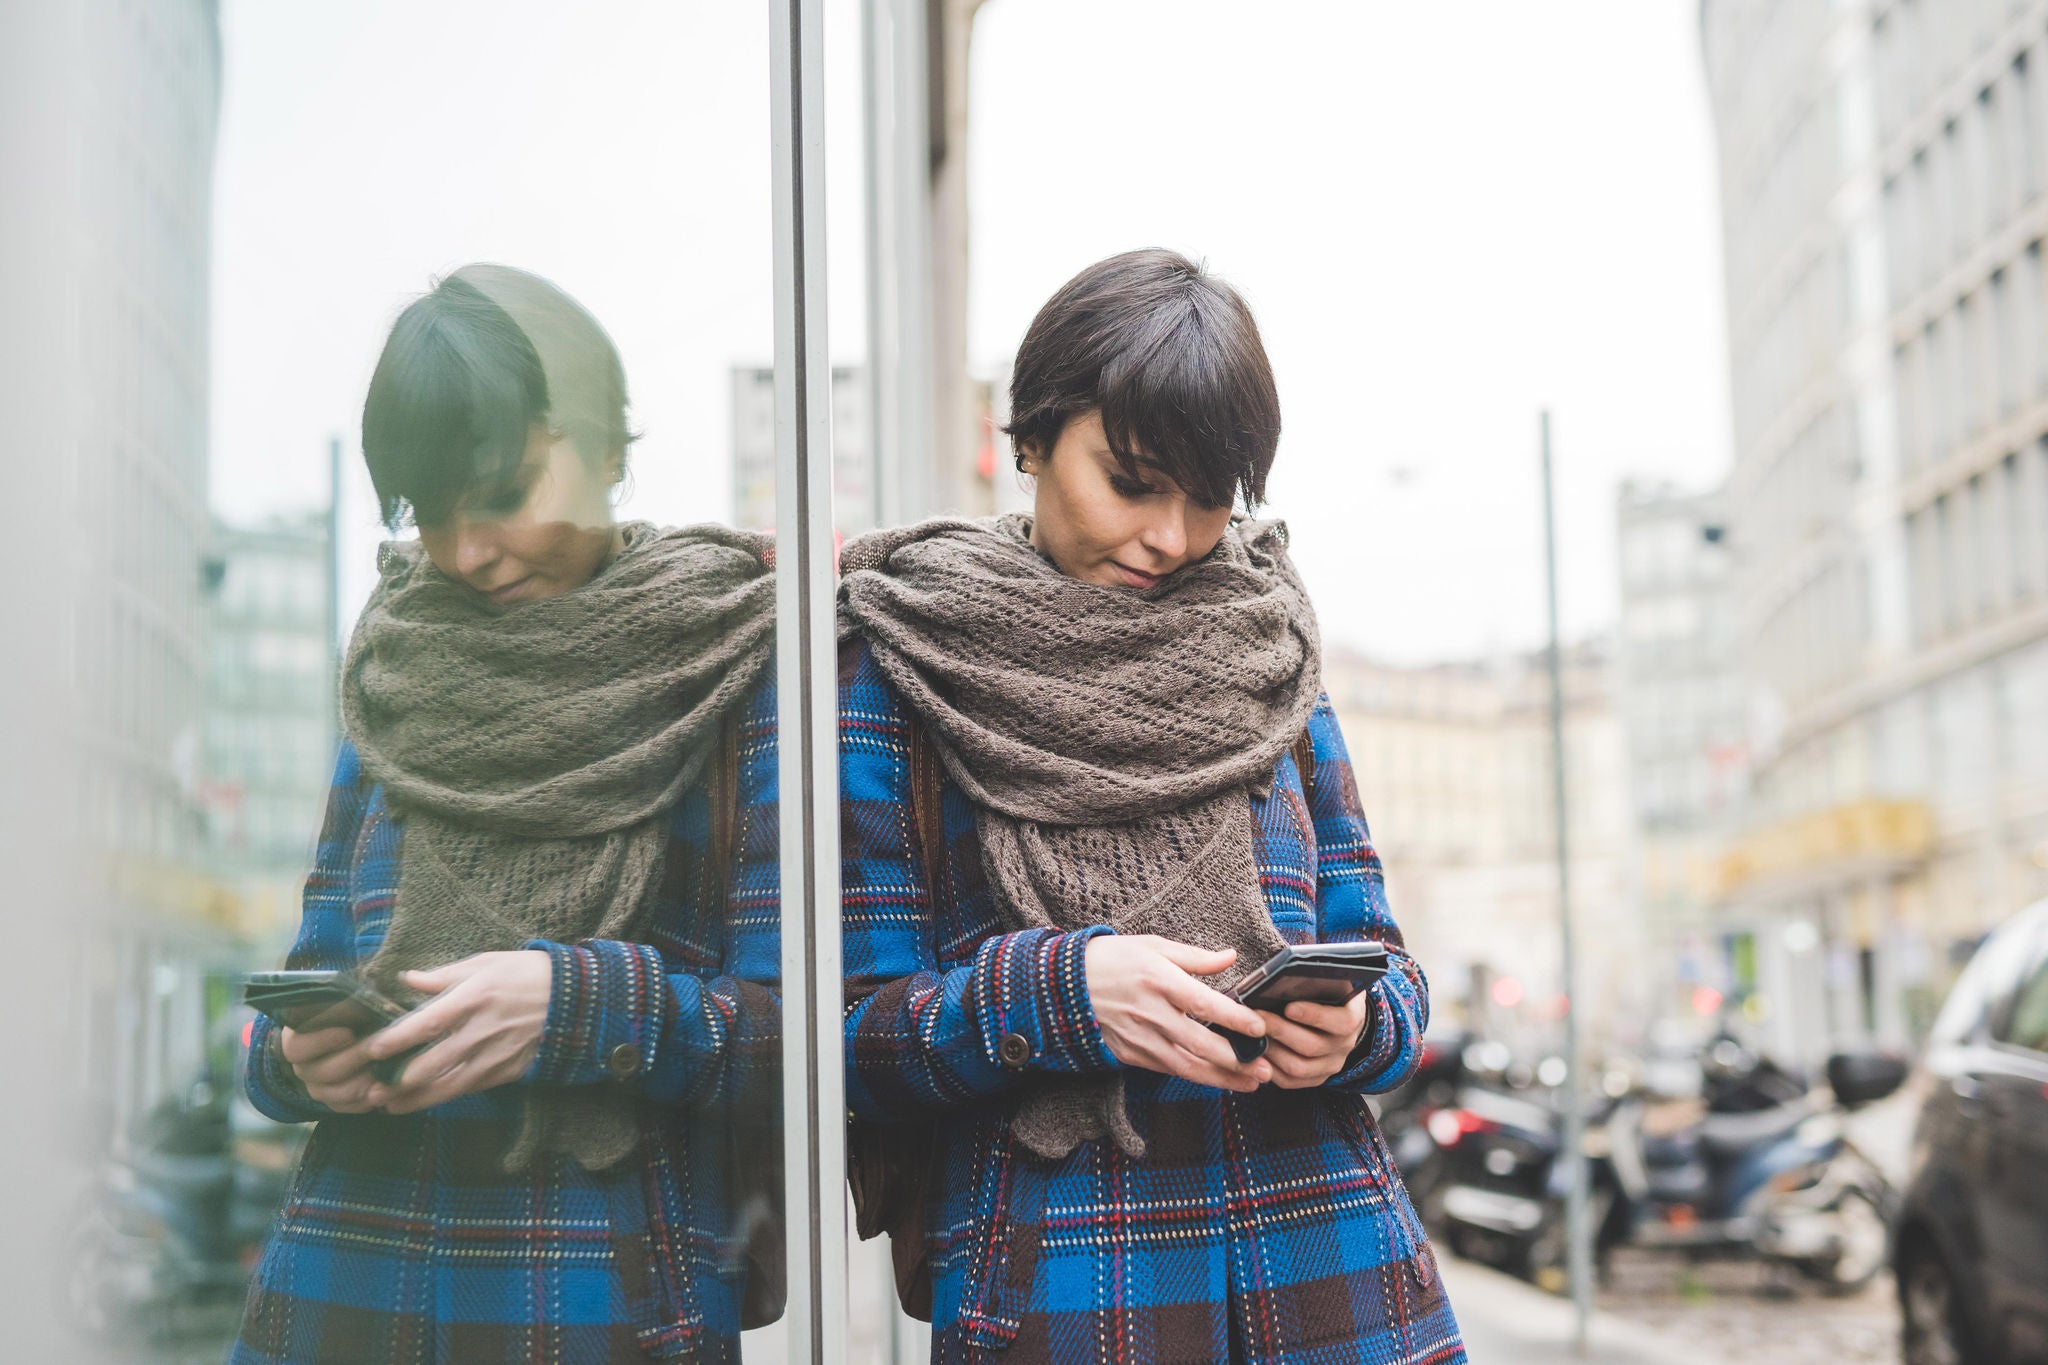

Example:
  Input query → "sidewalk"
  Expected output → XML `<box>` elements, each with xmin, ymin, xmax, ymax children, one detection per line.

<box><xmin>1441</xmin><ymin>1254</ymin><xmax>1738</xmax><ymax>1365</ymax></box>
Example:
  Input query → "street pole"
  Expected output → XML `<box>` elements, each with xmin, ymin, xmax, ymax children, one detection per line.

<box><xmin>1540</xmin><ymin>409</ymin><xmax>1594</xmax><ymax>1353</ymax></box>
<box><xmin>326</xmin><ymin>435</ymin><xmax>344</xmax><ymax>758</ymax></box>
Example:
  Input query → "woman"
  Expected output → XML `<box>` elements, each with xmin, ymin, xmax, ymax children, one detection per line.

<box><xmin>838</xmin><ymin>250</ymin><xmax>1465</xmax><ymax>1364</ymax></box>
<box><xmin>232</xmin><ymin>264</ymin><xmax>781</xmax><ymax>1364</ymax></box>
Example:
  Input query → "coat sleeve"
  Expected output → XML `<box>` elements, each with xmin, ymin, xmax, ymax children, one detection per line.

<box><xmin>1299</xmin><ymin>696</ymin><xmax>1433</xmax><ymax>1095</ymax></box>
<box><xmin>241</xmin><ymin>742</ymin><xmax>370</xmax><ymax>1125</ymax></box>
<box><xmin>839</xmin><ymin>641</ymin><xmax>1119</xmax><ymax>1124</ymax></box>
<box><xmin>521</xmin><ymin>671</ymin><xmax>781</xmax><ymax>1110</ymax></box>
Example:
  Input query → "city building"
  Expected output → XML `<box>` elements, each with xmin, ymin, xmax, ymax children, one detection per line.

<box><xmin>1701</xmin><ymin>0</ymin><xmax>2048</xmax><ymax>1066</ymax></box>
<box><xmin>731</xmin><ymin>362</ymin><xmax>1014</xmax><ymax>534</ymax></box>
<box><xmin>731</xmin><ymin>363</ymin><xmax>876</xmax><ymax>535</ymax></box>
<box><xmin>1613</xmin><ymin>480</ymin><xmax>1748</xmax><ymax>1019</ymax></box>
<box><xmin>1322</xmin><ymin>641</ymin><xmax>1641</xmax><ymax>1052</ymax></box>
<box><xmin>62</xmin><ymin>0</ymin><xmax>233</xmax><ymax>1144</ymax></box>
<box><xmin>199</xmin><ymin>513</ymin><xmax>339</xmax><ymax>947</ymax></box>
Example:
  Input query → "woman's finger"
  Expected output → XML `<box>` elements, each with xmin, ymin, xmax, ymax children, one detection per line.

<box><xmin>1282</xmin><ymin>997</ymin><xmax>1362</xmax><ymax>1038</ymax></box>
<box><xmin>1163</xmin><ymin>1014</ymin><xmax>1269</xmax><ymax>1083</ymax></box>
<box><xmin>296</xmin><ymin>1035</ymin><xmax>380</xmax><ymax>1086</ymax></box>
<box><xmin>1148</xmin><ymin>939</ymin><xmax>1237</xmax><ymax>977</ymax></box>
<box><xmin>1258</xmin><ymin>1012</ymin><xmax>1329</xmax><ymax>1057</ymax></box>
<box><xmin>278</xmin><ymin>1025</ymin><xmax>357</xmax><ymax>1065</ymax></box>
<box><xmin>1165</xmin><ymin>977</ymin><xmax>1265</xmax><ymax>1039</ymax></box>
<box><xmin>365</xmin><ymin>989</ymin><xmax>471</xmax><ymax>1059</ymax></box>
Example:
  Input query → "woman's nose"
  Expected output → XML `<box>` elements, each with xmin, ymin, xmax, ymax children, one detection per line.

<box><xmin>451</xmin><ymin>523</ymin><xmax>500</xmax><ymax>579</ymax></box>
<box><xmin>1142</xmin><ymin>500</ymin><xmax>1188</xmax><ymax>562</ymax></box>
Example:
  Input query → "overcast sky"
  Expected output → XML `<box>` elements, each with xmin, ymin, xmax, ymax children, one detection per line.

<box><xmin>210</xmin><ymin>0</ymin><xmax>1730</xmax><ymax>664</ymax></box>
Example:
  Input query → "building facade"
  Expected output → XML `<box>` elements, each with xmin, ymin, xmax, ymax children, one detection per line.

<box><xmin>1614</xmin><ymin>480</ymin><xmax>1749</xmax><ymax>1018</ymax></box>
<box><xmin>1701</xmin><ymin>0</ymin><xmax>2048</xmax><ymax>1066</ymax></box>
<box><xmin>1323</xmin><ymin>642</ymin><xmax>1642</xmax><ymax>1053</ymax></box>
<box><xmin>200</xmin><ymin>514</ymin><xmax>338</xmax><ymax>948</ymax></box>
<box><xmin>64</xmin><ymin>0</ymin><xmax>234</xmax><ymax>1145</ymax></box>
<box><xmin>731</xmin><ymin>363</ymin><xmax>877</xmax><ymax>535</ymax></box>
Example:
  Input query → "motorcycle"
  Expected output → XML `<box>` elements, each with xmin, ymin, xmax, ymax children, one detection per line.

<box><xmin>1599</xmin><ymin>1043</ymin><xmax>1906</xmax><ymax>1294</ymax></box>
<box><xmin>1425</xmin><ymin>1066</ymin><xmax>1624</xmax><ymax>1283</ymax></box>
<box><xmin>65</xmin><ymin>1017</ymin><xmax>304</xmax><ymax>1340</ymax></box>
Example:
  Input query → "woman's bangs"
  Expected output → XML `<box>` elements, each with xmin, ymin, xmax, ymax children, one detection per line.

<box><xmin>1097</xmin><ymin>331</ymin><xmax>1249</xmax><ymax>511</ymax></box>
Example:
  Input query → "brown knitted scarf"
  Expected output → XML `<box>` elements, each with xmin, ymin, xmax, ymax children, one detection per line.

<box><xmin>838</xmin><ymin>513</ymin><xmax>1321</xmax><ymax>1159</ymax></box>
<box><xmin>341</xmin><ymin>520</ymin><xmax>775</xmax><ymax>1172</ymax></box>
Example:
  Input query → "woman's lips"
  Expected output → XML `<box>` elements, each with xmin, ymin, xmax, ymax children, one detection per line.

<box><xmin>487</xmin><ymin>575</ymin><xmax>535</xmax><ymax>605</ymax></box>
<box><xmin>1111</xmin><ymin>561</ymin><xmax>1163</xmax><ymax>589</ymax></box>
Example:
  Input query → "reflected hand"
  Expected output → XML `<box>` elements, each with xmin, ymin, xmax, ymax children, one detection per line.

<box><xmin>278</xmin><ymin>1025</ymin><xmax>384</xmax><ymax>1113</ymax></box>
<box><xmin>1082</xmin><ymin>935</ymin><xmax>1272</xmax><ymax>1093</ymax></box>
<box><xmin>1259</xmin><ymin>988</ymin><xmax>1374</xmax><ymax>1090</ymax></box>
<box><xmin>362</xmin><ymin>950</ymin><xmax>553</xmax><ymax>1115</ymax></box>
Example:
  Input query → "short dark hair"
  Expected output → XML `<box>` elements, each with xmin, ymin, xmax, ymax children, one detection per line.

<box><xmin>1003</xmin><ymin>249</ymin><xmax>1281</xmax><ymax>509</ymax></box>
<box><xmin>361</xmin><ymin>264</ymin><xmax>634</xmax><ymax>528</ymax></box>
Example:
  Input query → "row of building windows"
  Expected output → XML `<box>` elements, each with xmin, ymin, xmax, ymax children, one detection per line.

<box><xmin>1881</xmin><ymin>45</ymin><xmax>2048</xmax><ymax>304</ymax></box>
<box><xmin>1872</xmin><ymin>0</ymin><xmax>2044</xmax><ymax>154</ymax></box>
<box><xmin>1737</xmin><ymin>398</ymin><xmax>1855</xmax><ymax>578</ymax></box>
<box><xmin>1754</xmin><ymin>547</ymin><xmax>1870</xmax><ymax>718</ymax></box>
<box><xmin>1893</xmin><ymin>240</ymin><xmax>2048</xmax><ymax>471</ymax></box>
<box><xmin>1749</xmin><ymin>636</ymin><xmax>2048</xmax><ymax>826</ymax></box>
<box><xmin>1730</xmin><ymin>243</ymin><xmax>1845</xmax><ymax>461</ymax></box>
<box><xmin>1905</xmin><ymin>437</ymin><xmax>2048</xmax><ymax>646</ymax></box>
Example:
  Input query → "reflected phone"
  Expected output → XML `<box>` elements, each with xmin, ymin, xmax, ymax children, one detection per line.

<box><xmin>242</xmin><ymin>969</ymin><xmax>423</xmax><ymax>1084</ymax></box>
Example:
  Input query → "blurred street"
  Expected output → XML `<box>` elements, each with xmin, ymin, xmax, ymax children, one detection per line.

<box><xmin>1445</xmin><ymin>1249</ymin><xmax>1897</xmax><ymax>1365</ymax></box>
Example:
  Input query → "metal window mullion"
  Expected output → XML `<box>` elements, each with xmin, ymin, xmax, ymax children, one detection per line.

<box><xmin>769</xmin><ymin>0</ymin><xmax>846</xmax><ymax>1362</ymax></box>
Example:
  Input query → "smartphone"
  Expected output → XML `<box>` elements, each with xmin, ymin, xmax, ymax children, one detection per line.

<box><xmin>243</xmin><ymin>969</ymin><xmax>422</xmax><ymax>1084</ymax></box>
<box><xmin>1210</xmin><ymin>941</ymin><xmax>1389</xmax><ymax>1063</ymax></box>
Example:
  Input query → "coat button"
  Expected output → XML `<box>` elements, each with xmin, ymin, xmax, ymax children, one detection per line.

<box><xmin>997</xmin><ymin>1033</ymin><xmax>1033</xmax><ymax>1069</ymax></box>
<box><xmin>606</xmin><ymin>1043</ymin><xmax>643</xmax><ymax>1079</ymax></box>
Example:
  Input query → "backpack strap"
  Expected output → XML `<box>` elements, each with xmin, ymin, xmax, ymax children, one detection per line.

<box><xmin>905</xmin><ymin>719</ymin><xmax>950</xmax><ymax>917</ymax></box>
<box><xmin>1291</xmin><ymin>725</ymin><xmax>1317</xmax><ymax>798</ymax></box>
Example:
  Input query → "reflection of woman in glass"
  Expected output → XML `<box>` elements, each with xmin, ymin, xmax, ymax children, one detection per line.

<box><xmin>232</xmin><ymin>264</ymin><xmax>780</xmax><ymax>1363</ymax></box>
<box><xmin>839</xmin><ymin>251</ymin><xmax>1464</xmax><ymax>1363</ymax></box>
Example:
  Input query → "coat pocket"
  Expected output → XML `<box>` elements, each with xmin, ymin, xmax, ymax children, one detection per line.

<box><xmin>1327</xmin><ymin>1097</ymin><xmax>1445</xmax><ymax>1316</ymax></box>
<box><xmin>956</xmin><ymin>1129</ymin><xmax>1046</xmax><ymax>1357</ymax></box>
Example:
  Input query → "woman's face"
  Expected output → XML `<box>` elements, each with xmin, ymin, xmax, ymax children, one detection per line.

<box><xmin>1025</xmin><ymin>411</ymin><xmax>1233</xmax><ymax>590</ymax></box>
<box><xmin>415</xmin><ymin>426</ymin><xmax>619</xmax><ymax>608</ymax></box>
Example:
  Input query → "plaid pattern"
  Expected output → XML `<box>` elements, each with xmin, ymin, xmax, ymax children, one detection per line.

<box><xmin>842</xmin><ymin>641</ymin><xmax>1465</xmax><ymax>1365</ymax></box>
<box><xmin>232</xmin><ymin>675</ymin><xmax>781</xmax><ymax>1365</ymax></box>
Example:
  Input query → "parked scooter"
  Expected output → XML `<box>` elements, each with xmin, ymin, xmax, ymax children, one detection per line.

<box><xmin>1425</xmin><ymin>1056</ymin><xmax>1624</xmax><ymax>1282</ymax></box>
<box><xmin>1600</xmin><ymin>1042</ymin><xmax>1906</xmax><ymax>1293</ymax></box>
<box><xmin>65</xmin><ymin>1015</ymin><xmax>303</xmax><ymax>1340</ymax></box>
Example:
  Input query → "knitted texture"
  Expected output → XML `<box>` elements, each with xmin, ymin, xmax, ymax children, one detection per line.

<box><xmin>340</xmin><ymin>520</ymin><xmax>774</xmax><ymax>1172</ymax></box>
<box><xmin>837</xmin><ymin>513</ymin><xmax>1321</xmax><ymax>1158</ymax></box>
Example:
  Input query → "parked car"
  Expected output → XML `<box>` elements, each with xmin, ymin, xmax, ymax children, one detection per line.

<box><xmin>1894</xmin><ymin>898</ymin><xmax>2048</xmax><ymax>1365</ymax></box>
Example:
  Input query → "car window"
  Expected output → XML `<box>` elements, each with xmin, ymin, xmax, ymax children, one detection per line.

<box><xmin>1929</xmin><ymin>914</ymin><xmax>2044</xmax><ymax>1047</ymax></box>
<box><xmin>1997</xmin><ymin>957</ymin><xmax>2048</xmax><ymax>1054</ymax></box>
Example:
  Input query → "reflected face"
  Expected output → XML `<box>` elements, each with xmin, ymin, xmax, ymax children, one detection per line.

<box><xmin>1024</xmin><ymin>411</ymin><xmax>1234</xmax><ymax>590</ymax></box>
<box><xmin>415</xmin><ymin>426</ymin><xmax>620</xmax><ymax>607</ymax></box>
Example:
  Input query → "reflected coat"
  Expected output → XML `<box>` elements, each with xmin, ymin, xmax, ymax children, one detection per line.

<box><xmin>230</xmin><ymin>676</ymin><xmax>780</xmax><ymax>1365</ymax></box>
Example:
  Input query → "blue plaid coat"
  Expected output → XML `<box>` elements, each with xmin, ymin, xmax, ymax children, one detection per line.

<box><xmin>232</xmin><ymin>674</ymin><xmax>781</xmax><ymax>1365</ymax></box>
<box><xmin>841</xmin><ymin>640</ymin><xmax>1465</xmax><ymax>1365</ymax></box>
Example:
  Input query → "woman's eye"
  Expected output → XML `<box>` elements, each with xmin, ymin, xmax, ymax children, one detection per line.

<box><xmin>478</xmin><ymin>485</ymin><xmax>528</xmax><ymax>515</ymax></box>
<box><xmin>1110</xmin><ymin>477</ymin><xmax>1157</xmax><ymax>498</ymax></box>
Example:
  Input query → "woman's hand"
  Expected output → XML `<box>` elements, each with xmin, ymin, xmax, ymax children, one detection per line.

<box><xmin>1259</xmin><ymin>988</ymin><xmax>1374</xmax><ymax>1090</ymax></box>
<box><xmin>362</xmin><ymin>950</ymin><xmax>554</xmax><ymax>1115</ymax></box>
<box><xmin>278</xmin><ymin>1025</ymin><xmax>386</xmax><ymax>1113</ymax></box>
<box><xmin>1083</xmin><ymin>936</ymin><xmax>1273</xmax><ymax>1093</ymax></box>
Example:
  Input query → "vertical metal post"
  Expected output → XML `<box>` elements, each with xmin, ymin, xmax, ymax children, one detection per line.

<box><xmin>1540</xmin><ymin>410</ymin><xmax>1593</xmax><ymax>1353</ymax></box>
<box><xmin>860</xmin><ymin>0</ymin><xmax>936</xmax><ymax>527</ymax></box>
<box><xmin>326</xmin><ymin>435</ymin><xmax>344</xmax><ymax>755</ymax></box>
<box><xmin>769</xmin><ymin>0</ymin><xmax>846</xmax><ymax>1362</ymax></box>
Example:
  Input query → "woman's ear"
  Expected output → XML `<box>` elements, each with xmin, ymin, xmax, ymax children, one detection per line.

<box><xmin>1015</xmin><ymin>440</ymin><xmax>1043</xmax><ymax>475</ymax></box>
